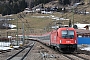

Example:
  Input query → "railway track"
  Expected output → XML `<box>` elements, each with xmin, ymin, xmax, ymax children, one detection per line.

<box><xmin>3</xmin><ymin>39</ymin><xmax>90</xmax><ymax>60</ymax></box>
<box><xmin>6</xmin><ymin>42</ymin><xmax>35</xmax><ymax>60</ymax></box>
<box><xmin>36</xmin><ymin>40</ymin><xmax>90</xmax><ymax>60</ymax></box>
<box><xmin>62</xmin><ymin>54</ymin><xmax>89</xmax><ymax>60</ymax></box>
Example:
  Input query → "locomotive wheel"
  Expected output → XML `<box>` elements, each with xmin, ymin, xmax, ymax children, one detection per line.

<box><xmin>55</xmin><ymin>47</ymin><xmax>58</xmax><ymax>51</ymax></box>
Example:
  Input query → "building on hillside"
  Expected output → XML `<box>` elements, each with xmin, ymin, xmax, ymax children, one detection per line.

<box><xmin>74</xmin><ymin>23</ymin><xmax>90</xmax><ymax>30</ymax></box>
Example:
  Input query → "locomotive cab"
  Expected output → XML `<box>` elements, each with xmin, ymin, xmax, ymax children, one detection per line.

<box><xmin>50</xmin><ymin>27</ymin><xmax>77</xmax><ymax>52</ymax></box>
<box><xmin>58</xmin><ymin>28</ymin><xmax>77</xmax><ymax>52</ymax></box>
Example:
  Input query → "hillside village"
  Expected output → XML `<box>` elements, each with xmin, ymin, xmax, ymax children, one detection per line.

<box><xmin>12</xmin><ymin>0</ymin><xmax>90</xmax><ymax>29</ymax></box>
<box><xmin>0</xmin><ymin>0</ymin><xmax>90</xmax><ymax>31</ymax></box>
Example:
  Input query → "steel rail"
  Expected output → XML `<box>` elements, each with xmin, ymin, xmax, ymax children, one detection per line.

<box><xmin>20</xmin><ymin>42</ymin><xmax>35</xmax><ymax>60</ymax></box>
<box><xmin>63</xmin><ymin>54</ymin><xmax>75</xmax><ymax>60</ymax></box>
<box><xmin>73</xmin><ymin>54</ymin><xmax>89</xmax><ymax>60</ymax></box>
<box><xmin>7</xmin><ymin>47</ymin><xmax>26</xmax><ymax>60</ymax></box>
<box><xmin>63</xmin><ymin>54</ymin><xmax>89</xmax><ymax>60</ymax></box>
<box><xmin>7</xmin><ymin>42</ymin><xmax>35</xmax><ymax>60</ymax></box>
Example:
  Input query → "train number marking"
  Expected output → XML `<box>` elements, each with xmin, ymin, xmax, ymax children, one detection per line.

<box><xmin>66</xmin><ymin>41</ymin><xmax>71</xmax><ymax>43</ymax></box>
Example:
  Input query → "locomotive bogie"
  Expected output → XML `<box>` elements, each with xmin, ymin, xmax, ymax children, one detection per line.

<box><xmin>59</xmin><ymin>44</ymin><xmax>77</xmax><ymax>52</ymax></box>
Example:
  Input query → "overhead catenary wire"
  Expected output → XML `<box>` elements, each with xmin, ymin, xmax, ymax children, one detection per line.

<box><xmin>3</xmin><ymin>2</ymin><xmax>32</xmax><ymax>45</ymax></box>
<box><xmin>5</xmin><ymin>2</ymin><xmax>31</xmax><ymax>33</ymax></box>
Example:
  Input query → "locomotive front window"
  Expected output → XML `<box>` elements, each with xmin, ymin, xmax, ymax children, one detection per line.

<box><xmin>62</xmin><ymin>30</ymin><xmax>74</xmax><ymax>38</ymax></box>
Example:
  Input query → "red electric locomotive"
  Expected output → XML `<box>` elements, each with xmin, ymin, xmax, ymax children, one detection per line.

<box><xmin>50</xmin><ymin>27</ymin><xmax>77</xmax><ymax>52</ymax></box>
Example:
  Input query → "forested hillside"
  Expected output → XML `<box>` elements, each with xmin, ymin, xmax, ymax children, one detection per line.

<box><xmin>0</xmin><ymin>0</ymin><xmax>53</xmax><ymax>16</ymax></box>
<box><xmin>0</xmin><ymin>0</ymin><xmax>27</xmax><ymax>16</ymax></box>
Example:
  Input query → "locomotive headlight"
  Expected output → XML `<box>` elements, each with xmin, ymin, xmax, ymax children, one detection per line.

<box><xmin>60</xmin><ymin>40</ymin><xmax>62</xmax><ymax>43</ymax></box>
<box><xmin>75</xmin><ymin>40</ymin><xmax>77</xmax><ymax>43</ymax></box>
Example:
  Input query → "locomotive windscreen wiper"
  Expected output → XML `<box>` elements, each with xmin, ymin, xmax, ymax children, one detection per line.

<box><xmin>64</xmin><ymin>34</ymin><xmax>68</xmax><ymax>38</ymax></box>
<box><xmin>70</xmin><ymin>35</ymin><xmax>74</xmax><ymax>39</ymax></box>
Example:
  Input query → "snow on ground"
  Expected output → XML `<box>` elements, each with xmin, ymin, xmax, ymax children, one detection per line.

<box><xmin>80</xmin><ymin>47</ymin><xmax>90</xmax><ymax>51</ymax></box>
<box><xmin>13</xmin><ymin>46</ymin><xmax>19</xmax><ymax>48</ymax></box>
<box><xmin>0</xmin><ymin>47</ymin><xmax>13</xmax><ymax>50</ymax></box>
<box><xmin>74</xmin><ymin>23</ymin><xmax>90</xmax><ymax>30</ymax></box>
<box><xmin>78</xmin><ymin>44</ymin><xmax>90</xmax><ymax>51</ymax></box>
<box><xmin>9</xmin><ymin>24</ymin><xmax>16</xmax><ymax>28</ymax></box>
<box><xmin>0</xmin><ymin>42</ymin><xmax>12</xmax><ymax>50</ymax></box>
<box><xmin>32</xmin><ymin>16</ymin><xmax>50</xmax><ymax>18</ymax></box>
<box><xmin>0</xmin><ymin>42</ymin><xmax>11</xmax><ymax>47</ymax></box>
<box><xmin>0</xmin><ymin>42</ymin><xmax>22</xmax><ymax>50</ymax></box>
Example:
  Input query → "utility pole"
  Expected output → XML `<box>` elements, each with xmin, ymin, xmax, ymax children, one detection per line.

<box><xmin>72</xmin><ymin>8</ymin><xmax>74</xmax><ymax>27</ymax></box>
<box><xmin>16</xmin><ymin>18</ymin><xmax>18</xmax><ymax>46</ymax></box>
<box><xmin>69</xmin><ymin>19</ymin><xmax>72</xmax><ymax>27</ymax></box>
<box><xmin>22</xmin><ymin>23</ymin><xmax>25</xmax><ymax>45</ymax></box>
